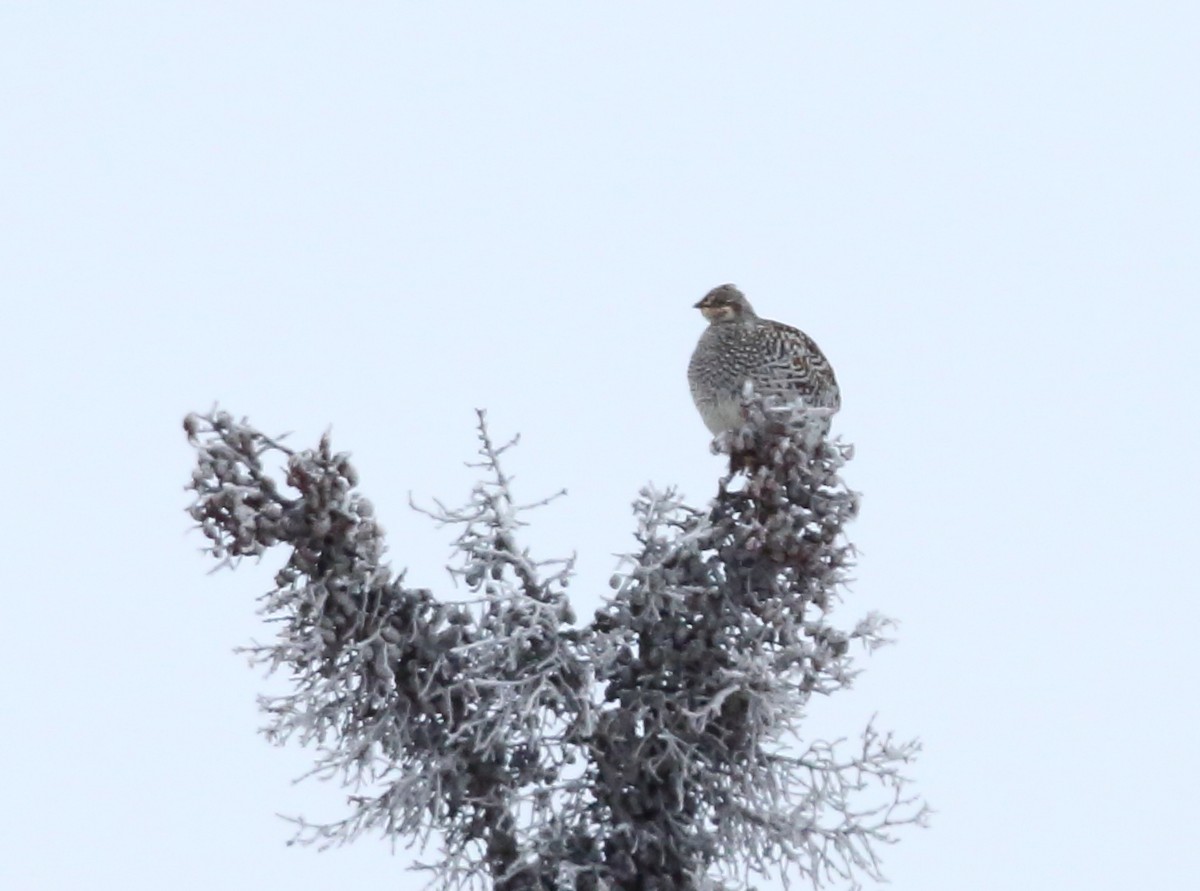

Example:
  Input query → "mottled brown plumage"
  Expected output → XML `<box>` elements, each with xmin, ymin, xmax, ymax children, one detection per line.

<box><xmin>688</xmin><ymin>284</ymin><xmax>840</xmax><ymax>437</ymax></box>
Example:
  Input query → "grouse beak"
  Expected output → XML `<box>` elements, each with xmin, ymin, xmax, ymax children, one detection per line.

<box><xmin>693</xmin><ymin>298</ymin><xmax>707</xmax><ymax>309</ymax></box>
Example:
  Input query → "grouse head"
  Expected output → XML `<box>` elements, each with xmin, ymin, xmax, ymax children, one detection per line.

<box><xmin>694</xmin><ymin>284</ymin><xmax>757</xmax><ymax>324</ymax></box>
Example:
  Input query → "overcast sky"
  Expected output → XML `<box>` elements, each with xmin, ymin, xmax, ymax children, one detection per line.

<box><xmin>3</xmin><ymin>3</ymin><xmax>1198</xmax><ymax>890</ymax></box>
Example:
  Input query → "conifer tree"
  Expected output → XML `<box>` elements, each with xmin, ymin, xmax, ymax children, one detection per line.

<box><xmin>183</xmin><ymin>401</ymin><xmax>927</xmax><ymax>891</ymax></box>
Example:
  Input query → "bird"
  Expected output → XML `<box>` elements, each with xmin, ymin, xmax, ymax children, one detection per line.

<box><xmin>687</xmin><ymin>284</ymin><xmax>840</xmax><ymax>438</ymax></box>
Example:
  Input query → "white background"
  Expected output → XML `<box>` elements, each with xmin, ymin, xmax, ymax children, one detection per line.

<box><xmin>3</xmin><ymin>3</ymin><xmax>1197</xmax><ymax>889</ymax></box>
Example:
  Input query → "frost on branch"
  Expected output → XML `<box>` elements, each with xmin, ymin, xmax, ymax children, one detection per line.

<box><xmin>183</xmin><ymin>403</ymin><xmax>927</xmax><ymax>891</ymax></box>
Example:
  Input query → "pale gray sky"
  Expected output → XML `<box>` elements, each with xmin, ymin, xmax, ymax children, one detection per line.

<box><xmin>3</xmin><ymin>3</ymin><xmax>1198</xmax><ymax>889</ymax></box>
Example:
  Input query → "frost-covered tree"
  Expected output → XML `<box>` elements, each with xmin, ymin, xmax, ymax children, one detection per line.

<box><xmin>182</xmin><ymin>401</ymin><xmax>927</xmax><ymax>891</ymax></box>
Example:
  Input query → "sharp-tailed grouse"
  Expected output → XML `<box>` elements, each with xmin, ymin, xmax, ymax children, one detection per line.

<box><xmin>688</xmin><ymin>284</ymin><xmax>840</xmax><ymax>437</ymax></box>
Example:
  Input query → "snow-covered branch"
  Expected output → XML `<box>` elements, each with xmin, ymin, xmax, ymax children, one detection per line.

<box><xmin>182</xmin><ymin>402</ymin><xmax>927</xmax><ymax>891</ymax></box>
